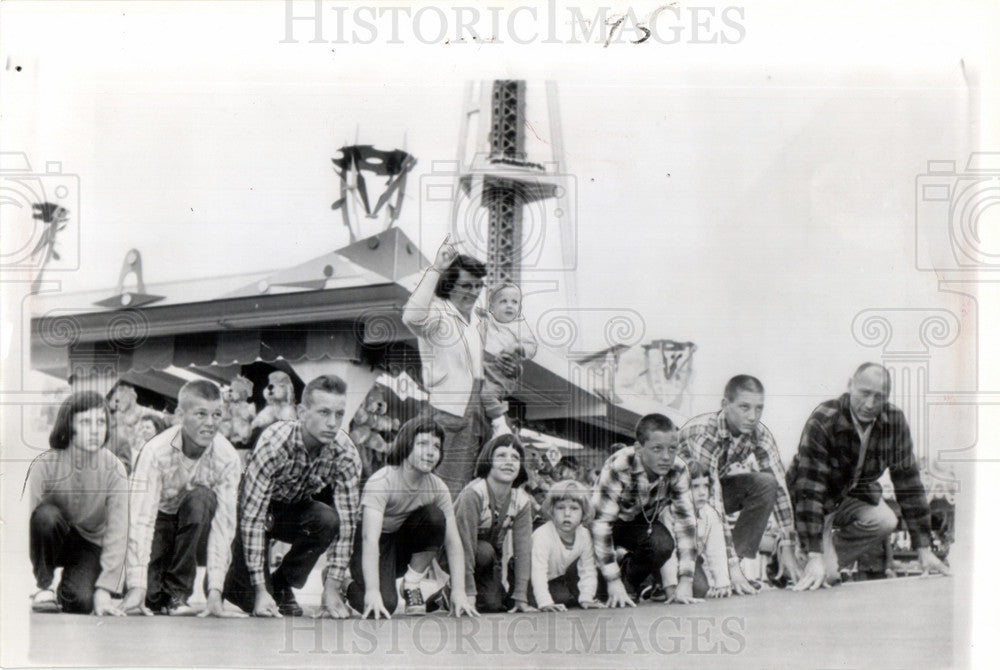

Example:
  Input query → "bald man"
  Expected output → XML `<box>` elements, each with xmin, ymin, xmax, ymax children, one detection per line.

<box><xmin>788</xmin><ymin>363</ymin><xmax>950</xmax><ymax>590</ymax></box>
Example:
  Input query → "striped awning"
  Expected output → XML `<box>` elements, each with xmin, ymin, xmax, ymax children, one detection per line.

<box><xmin>34</xmin><ymin>321</ymin><xmax>363</xmax><ymax>379</ymax></box>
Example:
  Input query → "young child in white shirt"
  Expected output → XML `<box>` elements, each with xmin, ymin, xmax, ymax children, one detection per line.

<box><xmin>530</xmin><ymin>480</ymin><xmax>605</xmax><ymax>611</ymax></box>
<box><xmin>659</xmin><ymin>461</ymin><xmax>732</xmax><ymax>600</ymax></box>
<box><xmin>479</xmin><ymin>283</ymin><xmax>537</xmax><ymax>436</ymax></box>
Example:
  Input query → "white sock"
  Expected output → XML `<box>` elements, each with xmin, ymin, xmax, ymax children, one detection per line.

<box><xmin>403</xmin><ymin>566</ymin><xmax>426</xmax><ymax>590</ymax></box>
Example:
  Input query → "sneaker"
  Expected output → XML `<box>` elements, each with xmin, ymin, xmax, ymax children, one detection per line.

<box><xmin>402</xmin><ymin>586</ymin><xmax>426</xmax><ymax>616</ymax></box>
<box><xmin>640</xmin><ymin>584</ymin><xmax>669</xmax><ymax>602</ymax></box>
<box><xmin>426</xmin><ymin>585</ymin><xmax>450</xmax><ymax>614</ymax></box>
<box><xmin>164</xmin><ymin>597</ymin><xmax>197</xmax><ymax>616</ymax></box>
<box><xmin>274</xmin><ymin>586</ymin><xmax>303</xmax><ymax>617</ymax></box>
<box><xmin>31</xmin><ymin>588</ymin><xmax>59</xmax><ymax>613</ymax></box>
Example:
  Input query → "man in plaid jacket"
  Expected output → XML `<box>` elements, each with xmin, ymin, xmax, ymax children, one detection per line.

<box><xmin>788</xmin><ymin>363</ymin><xmax>951</xmax><ymax>590</ymax></box>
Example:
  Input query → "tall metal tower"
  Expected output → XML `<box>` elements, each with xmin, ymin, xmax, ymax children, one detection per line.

<box><xmin>486</xmin><ymin>81</ymin><xmax>526</xmax><ymax>286</ymax></box>
<box><xmin>454</xmin><ymin>81</ymin><xmax>566</xmax><ymax>288</ymax></box>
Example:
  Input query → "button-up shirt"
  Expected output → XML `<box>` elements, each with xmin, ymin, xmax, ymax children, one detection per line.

<box><xmin>679</xmin><ymin>410</ymin><xmax>797</xmax><ymax>561</ymax></box>
<box><xmin>591</xmin><ymin>444</ymin><xmax>697</xmax><ymax>583</ymax></box>
<box><xmin>402</xmin><ymin>293</ymin><xmax>484</xmax><ymax>416</ymax></box>
<box><xmin>26</xmin><ymin>447</ymin><xmax>129</xmax><ymax>594</ymax></box>
<box><xmin>127</xmin><ymin>425</ymin><xmax>241</xmax><ymax>592</ymax></box>
<box><xmin>239</xmin><ymin>421</ymin><xmax>361</xmax><ymax>587</ymax></box>
<box><xmin>788</xmin><ymin>393</ymin><xmax>932</xmax><ymax>553</ymax></box>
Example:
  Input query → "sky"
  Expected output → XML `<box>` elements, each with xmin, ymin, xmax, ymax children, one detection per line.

<box><xmin>1</xmin><ymin>2</ymin><xmax>999</xmax><ymax>666</ymax></box>
<box><xmin>1</xmin><ymin>0</ymin><xmax>997</xmax><ymax>460</ymax></box>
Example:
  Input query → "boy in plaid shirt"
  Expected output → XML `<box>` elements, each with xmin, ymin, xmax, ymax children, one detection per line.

<box><xmin>223</xmin><ymin>375</ymin><xmax>361</xmax><ymax>618</ymax></box>
<box><xmin>591</xmin><ymin>413</ymin><xmax>699</xmax><ymax>608</ymax></box>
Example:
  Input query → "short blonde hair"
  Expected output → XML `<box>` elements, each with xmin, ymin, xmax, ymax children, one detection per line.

<box><xmin>542</xmin><ymin>480</ymin><xmax>594</xmax><ymax>524</ymax></box>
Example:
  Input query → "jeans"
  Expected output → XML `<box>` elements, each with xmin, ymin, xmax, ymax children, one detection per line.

<box><xmin>30</xmin><ymin>503</ymin><xmax>104</xmax><ymax>614</ymax></box>
<box><xmin>223</xmin><ymin>498</ymin><xmax>339</xmax><ymax>613</ymax></box>
<box><xmin>346</xmin><ymin>504</ymin><xmax>447</xmax><ymax>614</ymax></box>
<box><xmin>596</xmin><ymin>517</ymin><xmax>675</xmax><ymax>597</ymax></box>
<box><xmin>146</xmin><ymin>485</ymin><xmax>216</xmax><ymax>608</ymax></box>
<box><xmin>720</xmin><ymin>472</ymin><xmax>779</xmax><ymax>559</ymax></box>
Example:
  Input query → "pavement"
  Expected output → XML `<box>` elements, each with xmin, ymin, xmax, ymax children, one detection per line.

<box><xmin>24</xmin><ymin>575</ymin><xmax>959</xmax><ymax>669</ymax></box>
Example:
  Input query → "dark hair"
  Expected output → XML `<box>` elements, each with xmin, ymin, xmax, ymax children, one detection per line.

<box><xmin>634</xmin><ymin>413</ymin><xmax>676</xmax><ymax>444</ymax></box>
<box><xmin>474</xmin><ymin>433</ymin><xmax>528</xmax><ymax>487</ymax></box>
<box><xmin>49</xmin><ymin>391</ymin><xmax>110</xmax><ymax>450</ymax></box>
<box><xmin>687</xmin><ymin>459</ymin><xmax>709</xmax><ymax>481</ymax></box>
<box><xmin>386</xmin><ymin>416</ymin><xmax>446</xmax><ymax>467</ymax></box>
<box><xmin>139</xmin><ymin>413</ymin><xmax>168</xmax><ymax>436</ymax></box>
<box><xmin>723</xmin><ymin>374</ymin><xmax>765</xmax><ymax>400</ymax></box>
<box><xmin>177</xmin><ymin>379</ymin><xmax>221</xmax><ymax>407</ymax></box>
<box><xmin>434</xmin><ymin>254</ymin><xmax>487</xmax><ymax>299</ymax></box>
<box><xmin>302</xmin><ymin>374</ymin><xmax>347</xmax><ymax>406</ymax></box>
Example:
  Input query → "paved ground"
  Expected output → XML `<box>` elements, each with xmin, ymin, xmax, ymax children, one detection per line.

<box><xmin>23</xmin><ymin>576</ymin><xmax>959</xmax><ymax>669</ymax></box>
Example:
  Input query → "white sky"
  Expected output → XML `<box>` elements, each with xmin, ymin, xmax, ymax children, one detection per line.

<box><xmin>2</xmin><ymin>0</ymin><xmax>998</xmax><ymax>449</ymax></box>
<box><xmin>1</xmin><ymin>1</ymin><xmax>1000</xmax><ymax>666</ymax></box>
<box><xmin>2</xmin><ymin>1</ymin><xmax>996</xmax><ymax>457</ymax></box>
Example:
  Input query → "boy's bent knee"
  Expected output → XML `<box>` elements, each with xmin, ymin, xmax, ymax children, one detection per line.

<box><xmin>179</xmin><ymin>486</ymin><xmax>217</xmax><ymax>522</ymax></box>
<box><xmin>305</xmin><ymin>503</ymin><xmax>340</xmax><ymax>543</ymax></box>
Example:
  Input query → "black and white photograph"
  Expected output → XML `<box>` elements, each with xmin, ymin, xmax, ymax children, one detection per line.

<box><xmin>1</xmin><ymin>1</ymin><xmax>997</xmax><ymax>668</ymax></box>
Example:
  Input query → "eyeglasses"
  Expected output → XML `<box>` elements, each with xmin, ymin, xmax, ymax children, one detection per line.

<box><xmin>454</xmin><ymin>281</ymin><xmax>484</xmax><ymax>293</ymax></box>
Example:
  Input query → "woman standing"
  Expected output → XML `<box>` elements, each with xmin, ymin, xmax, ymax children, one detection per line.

<box><xmin>26</xmin><ymin>391</ymin><xmax>128</xmax><ymax>615</ymax></box>
<box><xmin>401</xmin><ymin>236</ymin><xmax>521</xmax><ymax>496</ymax></box>
<box><xmin>453</xmin><ymin>434</ymin><xmax>534</xmax><ymax>613</ymax></box>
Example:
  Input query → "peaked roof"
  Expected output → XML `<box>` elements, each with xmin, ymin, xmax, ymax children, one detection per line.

<box><xmin>335</xmin><ymin>227</ymin><xmax>430</xmax><ymax>282</ymax></box>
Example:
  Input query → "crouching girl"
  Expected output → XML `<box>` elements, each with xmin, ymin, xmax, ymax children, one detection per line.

<box><xmin>530</xmin><ymin>480</ymin><xmax>605</xmax><ymax>611</ymax></box>
<box><xmin>453</xmin><ymin>434</ymin><xmax>534</xmax><ymax>613</ymax></box>
<box><xmin>26</xmin><ymin>391</ymin><xmax>128</xmax><ymax>615</ymax></box>
<box><xmin>346</xmin><ymin>417</ymin><xmax>478</xmax><ymax>618</ymax></box>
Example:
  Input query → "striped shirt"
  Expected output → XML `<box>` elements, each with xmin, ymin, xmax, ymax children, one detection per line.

<box><xmin>788</xmin><ymin>394</ymin><xmax>931</xmax><ymax>553</ymax></box>
<box><xmin>679</xmin><ymin>410</ymin><xmax>797</xmax><ymax>562</ymax></box>
<box><xmin>127</xmin><ymin>426</ymin><xmax>241</xmax><ymax>592</ymax></box>
<box><xmin>239</xmin><ymin>421</ymin><xmax>361</xmax><ymax>587</ymax></box>
<box><xmin>591</xmin><ymin>445</ymin><xmax>697</xmax><ymax>583</ymax></box>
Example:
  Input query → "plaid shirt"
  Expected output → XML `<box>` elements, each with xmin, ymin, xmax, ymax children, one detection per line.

<box><xmin>679</xmin><ymin>410</ymin><xmax>797</xmax><ymax>562</ymax></box>
<box><xmin>788</xmin><ymin>394</ymin><xmax>931</xmax><ymax>553</ymax></box>
<box><xmin>591</xmin><ymin>445</ymin><xmax>697</xmax><ymax>583</ymax></box>
<box><xmin>239</xmin><ymin>421</ymin><xmax>361</xmax><ymax>587</ymax></box>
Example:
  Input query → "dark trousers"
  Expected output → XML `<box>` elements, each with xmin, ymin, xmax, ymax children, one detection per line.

<box><xmin>596</xmin><ymin>517</ymin><xmax>675</xmax><ymax>595</ymax></box>
<box><xmin>145</xmin><ymin>485</ymin><xmax>217</xmax><ymax>608</ymax></box>
<box><xmin>528</xmin><ymin>559</ymin><xmax>582</xmax><ymax>608</ymax></box>
<box><xmin>223</xmin><ymin>498</ymin><xmax>339</xmax><ymax>613</ymax></box>
<box><xmin>720</xmin><ymin>472</ymin><xmax>779</xmax><ymax>559</ymax></box>
<box><xmin>473</xmin><ymin>539</ymin><xmax>516</xmax><ymax>613</ymax></box>
<box><xmin>30</xmin><ymin>503</ymin><xmax>104</xmax><ymax>614</ymax></box>
<box><xmin>346</xmin><ymin>504</ymin><xmax>446</xmax><ymax>614</ymax></box>
<box><xmin>830</xmin><ymin>497</ymin><xmax>899</xmax><ymax>569</ymax></box>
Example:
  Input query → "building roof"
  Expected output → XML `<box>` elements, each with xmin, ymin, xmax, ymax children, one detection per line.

<box><xmin>29</xmin><ymin>228</ymin><xmax>646</xmax><ymax>439</ymax></box>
